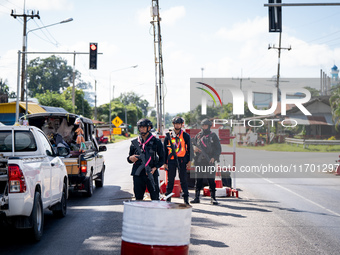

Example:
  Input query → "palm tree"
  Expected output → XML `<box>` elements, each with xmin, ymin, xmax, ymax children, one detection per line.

<box><xmin>330</xmin><ymin>84</ymin><xmax>340</xmax><ymax>131</ymax></box>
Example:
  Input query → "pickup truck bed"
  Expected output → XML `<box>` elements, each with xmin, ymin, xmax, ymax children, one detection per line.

<box><xmin>0</xmin><ymin>126</ymin><xmax>69</xmax><ymax>241</ymax></box>
<box><xmin>22</xmin><ymin>113</ymin><xmax>107</xmax><ymax>197</ymax></box>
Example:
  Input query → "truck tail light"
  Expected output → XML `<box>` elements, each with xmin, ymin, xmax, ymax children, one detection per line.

<box><xmin>80</xmin><ymin>161</ymin><xmax>87</xmax><ymax>173</ymax></box>
<box><xmin>8</xmin><ymin>164</ymin><xmax>26</xmax><ymax>193</ymax></box>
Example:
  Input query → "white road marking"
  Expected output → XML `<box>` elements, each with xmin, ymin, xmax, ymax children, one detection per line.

<box><xmin>263</xmin><ymin>178</ymin><xmax>340</xmax><ymax>217</ymax></box>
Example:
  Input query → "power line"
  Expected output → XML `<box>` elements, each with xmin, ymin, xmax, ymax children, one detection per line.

<box><xmin>11</xmin><ymin>9</ymin><xmax>40</xmax><ymax>101</ymax></box>
<box><xmin>36</xmin><ymin>19</ymin><xmax>60</xmax><ymax>47</ymax></box>
<box><xmin>4</xmin><ymin>0</ymin><xmax>22</xmax><ymax>10</ymax></box>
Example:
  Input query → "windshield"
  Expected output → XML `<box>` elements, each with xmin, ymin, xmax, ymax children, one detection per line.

<box><xmin>0</xmin><ymin>130</ymin><xmax>37</xmax><ymax>152</ymax></box>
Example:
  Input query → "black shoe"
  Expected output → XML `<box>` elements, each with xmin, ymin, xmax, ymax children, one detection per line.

<box><xmin>211</xmin><ymin>198</ymin><xmax>219</xmax><ymax>205</ymax></box>
<box><xmin>191</xmin><ymin>197</ymin><xmax>200</xmax><ymax>203</ymax></box>
<box><xmin>184</xmin><ymin>197</ymin><xmax>190</xmax><ymax>205</ymax></box>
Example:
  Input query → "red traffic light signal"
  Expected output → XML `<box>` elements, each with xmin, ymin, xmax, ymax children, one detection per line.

<box><xmin>90</xmin><ymin>44</ymin><xmax>97</xmax><ymax>51</ymax></box>
<box><xmin>89</xmin><ymin>43</ymin><xmax>98</xmax><ymax>69</ymax></box>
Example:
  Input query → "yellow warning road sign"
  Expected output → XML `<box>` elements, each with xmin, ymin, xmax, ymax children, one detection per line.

<box><xmin>113</xmin><ymin>128</ymin><xmax>122</xmax><ymax>135</ymax></box>
<box><xmin>112</xmin><ymin>116</ymin><xmax>123</xmax><ymax>127</ymax></box>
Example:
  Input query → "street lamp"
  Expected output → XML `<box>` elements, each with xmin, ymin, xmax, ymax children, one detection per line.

<box><xmin>109</xmin><ymin>65</ymin><xmax>138</xmax><ymax>141</ymax></box>
<box><xmin>23</xmin><ymin>18</ymin><xmax>73</xmax><ymax>114</ymax></box>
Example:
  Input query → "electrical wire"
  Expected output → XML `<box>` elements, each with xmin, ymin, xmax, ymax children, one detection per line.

<box><xmin>0</xmin><ymin>2</ymin><xmax>11</xmax><ymax>11</ymax></box>
<box><xmin>293</xmin><ymin>10</ymin><xmax>339</xmax><ymax>30</ymax></box>
<box><xmin>33</xmin><ymin>19</ymin><xmax>59</xmax><ymax>47</ymax></box>
<box><xmin>27</xmin><ymin>30</ymin><xmax>59</xmax><ymax>47</ymax></box>
<box><xmin>4</xmin><ymin>0</ymin><xmax>22</xmax><ymax>10</ymax></box>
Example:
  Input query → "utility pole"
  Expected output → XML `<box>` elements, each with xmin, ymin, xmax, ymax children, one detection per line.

<box><xmin>94</xmin><ymin>80</ymin><xmax>97</xmax><ymax>120</ymax></box>
<box><xmin>151</xmin><ymin>0</ymin><xmax>165</xmax><ymax>135</ymax></box>
<box><xmin>72</xmin><ymin>51</ymin><xmax>76</xmax><ymax>113</ymax></box>
<box><xmin>232</xmin><ymin>70</ymin><xmax>250</xmax><ymax>90</ymax></box>
<box><xmin>11</xmin><ymin>9</ymin><xmax>40</xmax><ymax>101</ymax></box>
<box><xmin>268</xmin><ymin>34</ymin><xmax>291</xmax><ymax>102</ymax></box>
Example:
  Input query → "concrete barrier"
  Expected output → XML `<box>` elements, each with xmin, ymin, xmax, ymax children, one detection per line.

<box><xmin>121</xmin><ymin>201</ymin><xmax>192</xmax><ymax>255</ymax></box>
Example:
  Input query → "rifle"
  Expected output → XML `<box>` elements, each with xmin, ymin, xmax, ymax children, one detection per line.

<box><xmin>166</xmin><ymin>131</ymin><xmax>180</xmax><ymax>168</ymax></box>
<box><xmin>131</xmin><ymin>139</ymin><xmax>156</xmax><ymax>191</ymax></box>
<box><xmin>192</xmin><ymin>138</ymin><xmax>213</xmax><ymax>165</ymax></box>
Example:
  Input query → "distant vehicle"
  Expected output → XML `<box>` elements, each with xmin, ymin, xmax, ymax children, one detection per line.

<box><xmin>97</xmin><ymin>135</ymin><xmax>108</xmax><ymax>144</ymax></box>
<box><xmin>21</xmin><ymin>113</ymin><xmax>107</xmax><ymax>197</ymax></box>
<box><xmin>0</xmin><ymin>125</ymin><xmax>69</xmax><ymax>241</ymax></box>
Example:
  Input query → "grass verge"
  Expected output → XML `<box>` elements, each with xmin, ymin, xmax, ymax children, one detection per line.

<box><xmin>111</xmin><ymin>134</ymin><xmax>137</xmax><ymax>143</ymax></box>
<box><xmin>236</xmin><ymin>143</ymin><xmax>340</xmax><ymax>152</ymax></box>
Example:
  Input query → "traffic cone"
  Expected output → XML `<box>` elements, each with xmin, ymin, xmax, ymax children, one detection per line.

<box><xmin>215</xmin><ymin>165</ymin><xmax>223</xmax><ymax>188</ymax></box>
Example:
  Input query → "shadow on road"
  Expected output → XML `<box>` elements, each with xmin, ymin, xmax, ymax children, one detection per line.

<box><xmin>190</xmin><ymin>237</ymin><xmax>229</xmax><ymax>248</ymax></box>
<box><xmin>0</xmin><ymin>185</ymin><xmax>133</xmax><ymax>255</ymax></box>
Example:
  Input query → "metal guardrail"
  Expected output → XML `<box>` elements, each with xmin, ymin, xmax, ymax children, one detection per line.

<box><xmin>285</xmin><ymin>138</ymin><xmax>340</xmax><ymax>148</ymax></box>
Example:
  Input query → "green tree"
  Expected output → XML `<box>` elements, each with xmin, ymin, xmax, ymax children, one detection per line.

<box><xmin>36</xmin><ymin>90</ymin><xmax>73</xmax><ymax>112</ymax></box>
<box><xmin>0</xmin><ymin>78</ymin><xmax>16</xmax><ymax>100</ymax></box>
<box><xmin>330</xmin><ymin>84</ymin><xmax>340</xmax><ymax>130</ymax></box>
<box><xmin>0</xmin><ymin>78</ymin><xmax>9</xmax><ymax>103</ymax></box>
<box><xmin>118</xmin><ymin>92</ymin><xmax>149</xmax><ymax>117</ymax></box>
<box><xmin>63</xmin><ymin>87</ymin><xmax>92</xmax><ymax>118</ymax></box>
<box><xmin>304</xmin><ymin>86</ymin><xmax>320</xmax><ymax>97</ymax></box>
<box><xmin>27</xmin><ymin>55</ymin><xmax>79</xmax><ymax>97</ymax></box>
<box><xmin>0</xmin><ymin>79</ymin><xmax>9</xmax><ymax>94</ymax></box>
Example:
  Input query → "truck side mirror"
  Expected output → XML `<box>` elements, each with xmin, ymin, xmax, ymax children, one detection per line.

<box><xmin>57</xmin><ymin>147</ymin><xmax>71</xmax><ymax>157</ymax></box>
<box><xmin>99</xmin><ymin>145</ymin><xmax>107</xmax><ymax>152</ymax></box>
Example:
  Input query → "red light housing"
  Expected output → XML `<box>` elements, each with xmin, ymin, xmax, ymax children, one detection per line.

<box><xmin>8</xmin><ymin>164</ymin><xmax>26</xmax><ymax>193</ymax></box>
<box><xmin>80</xmin><ymin>161</ymin><xmax>87</xmax><ymax>173</ymax></box>
<box><xmin>90</xmin><ymin>44</ymin><xmax>97</xmax><ymax>51</ymax></box>
<box><xmin>89</xmin><ymin>42</ymin><xmax>98</xmax><ymax>69</ymax></box>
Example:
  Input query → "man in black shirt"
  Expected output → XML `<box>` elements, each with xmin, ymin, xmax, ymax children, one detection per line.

<box><xmin>127</xmin><ymin>118</ymin><xmax>164</xmax><ymax>200</ymax></box>
<box><xmin>191</xmin><ymin>118</ymin><xmax>221</xmax><ymax>205</ymax></box>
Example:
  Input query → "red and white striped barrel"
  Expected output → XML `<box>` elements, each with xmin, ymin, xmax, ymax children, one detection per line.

<box><xmin>121</xmin><ymin>201</ymin><xmax>192</xmax><ymax>255</ymax></box>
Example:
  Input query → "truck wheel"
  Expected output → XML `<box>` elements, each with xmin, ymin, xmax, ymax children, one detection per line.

<box><xmin>53</xmin><ymin>183</ymin><xmax>67</xmax><ymax>218</ymax></box>
<box><xmin>84</xmin><ymin>173</ymin><xmax>94</xmax><ymax>197</ymax></box>
<box><xmin>95</xmin><ymin>167</ymin><xmax>104</xmax><ymax>188</ymax></box>
<box><xmin>30</xmin><ymin>191</ymin><xmax>44</xmax><ymax>241</ymax></box>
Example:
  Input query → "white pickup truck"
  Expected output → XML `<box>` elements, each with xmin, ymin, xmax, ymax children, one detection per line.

<box><xmin>0</xmin><ymin>125</ymin><xmax>69</xmax><ymax>241</ymax></box>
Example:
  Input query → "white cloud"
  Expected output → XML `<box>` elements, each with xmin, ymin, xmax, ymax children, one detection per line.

<box><xmin>137</xmin><ymin>6</ymin><xmax>151</xmax><ymax>26</ymax></box>
<box><xmin>161</xmin><ymin>6</ymin><xmax>185</xmax><ymax>26</ymax></box>
<box><xmin>0</xmin><ymin>49</ymin><xmax>20</xmax><ymax>92</ymax></box>
<box><xmin>216</xmin><ymin>16</ymin><xmax>268</xmax><ymax>41</ymax></box>
<box><xmin>20</xmin><ymin>0</ymin><xmax>73</xmax><ymax>11</ymax></box>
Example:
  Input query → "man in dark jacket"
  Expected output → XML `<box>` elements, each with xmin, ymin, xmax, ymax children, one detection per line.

<box><xmin>127</xmin><ymin>118</ymin><xmax>164</xmax><ymax>200</ymax></box>
<box><xmin>163</xmin><ymin>117</ymin><xmax>192</xmax><ymax>205</ymax></box>
<box><xmin>191</xmin><ymin>118</ymin><xmax>221</xmax><ymax>205</ymax></box>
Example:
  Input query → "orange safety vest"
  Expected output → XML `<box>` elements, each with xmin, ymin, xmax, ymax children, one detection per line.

<box><xmin>167</xmin><ymin>130</ymin><xmax>186</xmax><ymax>159</ymax></box>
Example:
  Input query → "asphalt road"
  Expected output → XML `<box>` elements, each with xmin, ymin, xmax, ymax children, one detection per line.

<box><xmin>1</xmin><ymin>140</ymin><xmax>340</xmax><ymax>255</ymax></box>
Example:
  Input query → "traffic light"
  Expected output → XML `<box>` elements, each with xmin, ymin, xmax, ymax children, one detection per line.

<box><xmin>268</xmin><ymin>0</ymin><xmax>282</xmax><ymax>33</ymax></box>
<box><xmin>89</xmin><ymin>43</ymin><xmax>97</xmax><ymax>69</ymax></box>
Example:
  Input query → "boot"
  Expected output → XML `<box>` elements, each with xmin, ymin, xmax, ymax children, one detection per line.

<box><xmin>165</xmin><ymin>193</ymin><xmax>171</xmax><ymax>202</ymax></box>
<box><xmin>183</xmin><ymin>196</ymin><xmax>190</xmax><ymax>205</ymax></box>
<box><xmin>210</xmin><ymin>191</ymin><xmax>219</xmax><ymax>205</ymax></box>
<box><xmin>190</xmin><ymin>190</ymin><xmax>200</xmax><ymax>203</ymax></box>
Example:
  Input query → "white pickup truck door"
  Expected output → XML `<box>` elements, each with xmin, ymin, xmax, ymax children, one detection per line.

<box><xmin>36</xmin><ymin>131</ymin><xmax>64</xmax><ymax>203</ymax></box>
<box><xmin>50</xmin><ymin>157</ymin><xmax>64</xmax><ymax>202</ymax></box>
<box><xmin>92</xmin><ymin>139</ymin><xmax>103</xmax><ymax>174</ymax></box>
<box><xmin>36</xmin><ymin>131</ymin><xmax>55</xmax><ymax>205</ymax></box>
<box><xmin>40</xmin><ymin>158</ymin><xmax>52</xmax><ymax>206</ymax></box>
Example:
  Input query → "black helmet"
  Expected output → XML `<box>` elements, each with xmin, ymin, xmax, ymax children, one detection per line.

<box><xmin>137</xmin><ymin>118</ymin><xmax>153</xmax><ymax>129</ymax></box>
<box><xmin>172</xmin><ymin>116</ymin><xmax>184</xmax><ymax>124</ymax></box>
<box><xmin>201</xmin><ymin>118</ymin><xmax>212</xmax><ymax>127</ymax></box>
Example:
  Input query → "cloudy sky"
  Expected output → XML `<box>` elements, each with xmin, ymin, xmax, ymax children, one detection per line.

<box><xmin>1</xmin><ymin>0</ymin><xmax>340</xmax><ymax>114</ymax></box>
